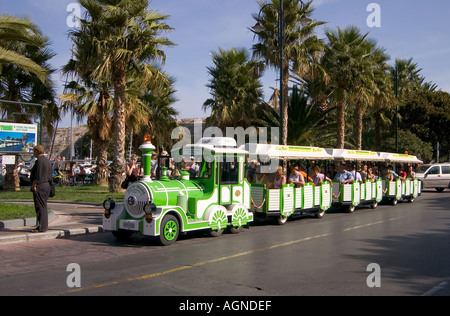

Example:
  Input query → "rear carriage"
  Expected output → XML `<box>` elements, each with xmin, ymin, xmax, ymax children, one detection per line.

<box><xmin>378</xmin><ymin>152</ymin><xmax>422</xmax><ymax>204</ymax></box>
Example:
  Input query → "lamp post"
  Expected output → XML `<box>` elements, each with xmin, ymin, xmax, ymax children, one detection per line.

<box><xmin>252</xmin><ymin>0</ymin><xmax>311</xmax><ymax>146</ymax></box>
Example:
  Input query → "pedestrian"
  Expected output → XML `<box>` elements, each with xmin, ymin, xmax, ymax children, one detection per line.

<box><xmin>30</xmin><ymin>145</ymin><xmax>52</xmax><ymax>233</ymax></box>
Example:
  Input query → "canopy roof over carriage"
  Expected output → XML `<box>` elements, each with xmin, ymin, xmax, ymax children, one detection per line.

<box><xmin>326</xmin><ymin>149</ymin><xmax>385</xmax><ymax>162</ymax></box>
<box><xmin>378</xmin><ymin>152</ymin><xmax>423</xmax><ymax>164</ymax></box>
<box><xmin>243</xmin><ymin>144</ymin><xmax>333</xmax><ymax>160</ymax></box>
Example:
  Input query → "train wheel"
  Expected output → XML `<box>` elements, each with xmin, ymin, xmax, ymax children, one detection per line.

<box><xmin>209</xmin><ymin>229</ymin><xmax>224</xmax><ymax>237</ymax></box>
<box><xmin>348</xmin><ymin>205</ymin><xmax>356</xmax><ymax>213</ymax></box>
<box><xmin>159</xmin><ymin>215</ymin><xmax>179</xmax><ymax>246</ymax></box>
<box><xmin>208</xmin><ymin>207</ymin><xmax>228</xmax><ymax>236</ymax></box>
<box><xmin>391</xmin><ymin>199</ymin><xmax>398</xmax><ymax>206</ymax></box>
<box><xmin>315</xmin><ymin>209</ymin><xmax>326</xmax><ymax>219</ymax></box>
<box><xmin>370</xmin><ymin>201</ymin><xmax>378</xmax><ymax>209</ymax></box>
<box><xmin>277</xmin><ymin>214</ymin><xmax>288</xmax><ymax>225</ymax></box>
<box><xmin>229</xmin><ymin>227</ymin><xmax>242</xmax><ymax>234</ymax></box>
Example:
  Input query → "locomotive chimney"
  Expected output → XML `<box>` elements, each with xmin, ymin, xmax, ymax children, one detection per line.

<box><xmin>139</xmin><ymin>135</ymin><xmax>155</xmax><ymax>182</ymax></box>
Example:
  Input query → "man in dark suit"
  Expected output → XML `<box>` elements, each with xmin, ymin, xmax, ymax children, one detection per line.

<box><xmin>30</xmin><ymin>145</ymin><xmax>52</xmax><ymax>233</ymax></box>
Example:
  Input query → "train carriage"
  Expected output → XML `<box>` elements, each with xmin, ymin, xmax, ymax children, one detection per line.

<box><xmin>327</xmin><ymin>149</ymin><xmax>384</xmax><ymax>212</ymax></box>
<box><xmin>378</xmin><ymin>152</ymin><xmax>422</xmax><ymax>204</ymax></box>
<box><xmin>244</xmin><ymin>144</ymin><xmax>333</xmax><ymax>224</ymax></box>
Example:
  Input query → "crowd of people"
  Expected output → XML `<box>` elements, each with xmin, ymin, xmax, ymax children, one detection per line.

<box><xmin>122</xmin><ymin>151</ymin><xmax>418</xmax><ymax>191</ymax></box>
<box><xmin>244</xmin><ymin>160</ymin><xmax>417</xmax><ymax>189</ymax></box>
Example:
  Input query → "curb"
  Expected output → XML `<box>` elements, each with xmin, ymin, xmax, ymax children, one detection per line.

<box><xmin>0</xmin><ymin>211</ymin><xmax>55</xmax><ymax>229</ymax></box>
<box><xmin>0</xmin><ymin>200</ymin><xmax>102</xmax><ymax>207</ymax></box>
<box><xmin>0</xmin><ymin>226</ymin><xmax>105</xmax><ymax>244</ymax></box>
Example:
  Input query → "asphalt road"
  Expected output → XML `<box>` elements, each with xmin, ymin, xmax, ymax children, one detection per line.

<box><xmin>0</xmin><ymin>191</ymin><xmax>449</xmax><ymax>297</ymax></box>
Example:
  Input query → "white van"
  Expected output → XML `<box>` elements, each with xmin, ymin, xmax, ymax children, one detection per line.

<box><xmin>415</xmin><ymin>163</ymin><xmax>450</xmax><ymax>192</ymax></box>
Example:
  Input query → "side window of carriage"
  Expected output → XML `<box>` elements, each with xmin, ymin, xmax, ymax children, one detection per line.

<box><xmin>220</xmin><ymin>156</ymin><xmax>239</xmax><ymax>184</ymax></box>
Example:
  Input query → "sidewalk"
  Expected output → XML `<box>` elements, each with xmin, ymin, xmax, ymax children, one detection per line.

<box><xmin>0</xmin><ymin>201</ymin><xmax>105</xmax><ymax>244</ymax></box>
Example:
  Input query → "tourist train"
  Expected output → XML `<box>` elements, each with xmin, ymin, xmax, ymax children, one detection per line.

<box><xmin>103</xmin><ymin>136</ymin><xmax>422</xmax><ymax>246</ymax></box>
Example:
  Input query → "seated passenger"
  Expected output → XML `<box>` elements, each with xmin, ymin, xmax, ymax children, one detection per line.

<box><xmin>407</xmin><ymin>165</ymin><xmax>416</xmax><ymax>180</ymax></box>
<box><xmin>273</xmin><ymin>166</ymin><xmax>286</xmax><ymax>189</ymax></box>
<box><xmin>311</xmin><ymin>165</ymin><xmax>330</xmax><ymax>186</ymax></box>
<box><xmin>334</xmin><ymin>162</ymin><xmax>354</xmax><ymax>184</ymax></box>
<box><xmin>385</xmin><ymin>165</ymin><xmax>397</xmax><ymax>182</ymax></box>
<box><xmin>245</xmin><ymin>160</ymin><xmax>257</xmax><ymax>183</ymax></box>
<box><xmin>350</xmin><ymin>164</ymin><xmax>363</xmax><ymax>183</ymax></box>
<box><xmin>288</xmin><ymin>166</ymin><xmax>305</xmax><ymax>188</ymax></box>
<box><xmin>360</xmin><ymin>164</ymin><xmax>368</xmax><ymax>182</ymax></box>
<box><xmin>367</xmin><ymin>167</ymin><xmax>376</xmax><ymax>182</ymax></box>
<box><xmin>398</xmin><ymin>168</ymin><xmax>407</xmax><ymax>182</ymax></box>
<box><xmin>297</xmin><ymin>164</ymin><xmax>313</xmax><ymax>183</ymax></box>
<box><xmin>253</xmin><ymin>166</ymin><xmax>268</xmax><ymax>186</ymax></box>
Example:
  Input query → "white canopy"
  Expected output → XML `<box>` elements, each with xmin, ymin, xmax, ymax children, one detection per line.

<box><xmin>244</xmin><ymin>144</ymin><xmax>333</xmax><ymax>160</ymax></box>
<box><xmin>378</xmin><ymin>152</ymin><xmax>423</xmax><ymax>164</ymax></box>
<box><xmin>326</xmin><ymin>149</ymin><xmax>384</xmax><ymax>161</ymax></box>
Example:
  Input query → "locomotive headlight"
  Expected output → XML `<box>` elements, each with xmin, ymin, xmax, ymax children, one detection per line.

<box><xmin>144</xmin><ymin>202</ymin><xmax>157</xmax><ymax>214</ymax></box>
<box><xmin>144</xmin><ymin>202</ymin><xmax>157</xmax><ymax>223</ymax></box>
<box><xmin>103</xmin><ymin>198</ymin><xmax>115</xmax><ymax>211</ymax></box>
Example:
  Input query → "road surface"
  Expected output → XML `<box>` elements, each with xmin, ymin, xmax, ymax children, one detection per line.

<box><xmin>0</xmin><ymin>191</ymin><xmax>449</xmax><ymax>297</ymax></box>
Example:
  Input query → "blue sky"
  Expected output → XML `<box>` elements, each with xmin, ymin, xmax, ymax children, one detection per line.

<box><xmin>1</xmin><ymin>0</ymin><xmax>450</xmax><ymax>127</ymax></box>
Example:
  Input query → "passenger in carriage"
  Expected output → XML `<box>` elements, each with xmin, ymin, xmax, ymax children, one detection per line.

<box><xmin>288</xmin><ymin>165</ymin><xmax>305</xmax><ymax>188</ymax></box>
<box><xmin>334</xmin><ymin>162</ymin><xmax>354</xmax><ymax>184</ymax></box>
<box><xmin>311</xmin><ymin>165</ymin><xmax>330</xmax><ymax>186</ymax></box>
<box><xmin>384</xmin><ymin>165</ymin><xmax>397</xmax><ymax>182</ymax></box>
<box><xmin>407</xmin><ymin>164</ymin><xmax>416</xmax><ymax>179</ymax></box>
<box><xmin>245</xmin><ymin>160</ymin><xmax>257</xmax><ymax>183</ymax></box>
<box><xmin>360</xmin><ymin>164</ymin><xmax>368</xmax><ymax>182</ymax></box>
<box><xmin>398</xmin><ymin>167</ymin><xmax>407</xmax><ymax>182</ymax></box>
<box><xmin>373</xmin><ymin>167</ymin><xmax>382</xmax><ymax>180</ymax></box>
<box><xmin>272</xmin><ymin>166</ymin><xmax>286</xmax><ymax>189</ymax></box>
<box><xmin>253</xmin><ymin>165</ymin><xmax>268</xmax><ymax>186</ymax></box>
<box><xmin>327</xmin><ymin>163</ymin><xmax>337</xmax><ymax>180</ymax></box>
<box><xmin>350</xmin><ymin>164</ymin><xmax>363</xmax><ymax>183</ymax></box>
<box><xmin>297</xmin><ymin>164</ymin><xmax>313</xmax><ymax>183</ymax></box>
<box><xmin>367</xmin><ymin>166</ymin><xmax>376</xmax><ymax>182</ymax></box>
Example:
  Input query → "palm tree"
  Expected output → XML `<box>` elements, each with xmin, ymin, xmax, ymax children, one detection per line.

<box><xmin>126</xmin><ymin>67</ymin><xmax>179</xmax><ymax>152</ymax></box>
<box><xmin>350</xmin><ymin>38</ymin><xmax>380</xmax><ymax>150</ymax></box>
<box><xmin>390</xmin><ymin>58</ymin><xmax>423</xmax><ymax>152</ymax></box>
<box><xmin>0</xmin><ymin>16</ymin><xmax>57</xmax><ymax>191</ymax></box>
<box><xmin>61</xmin><ymin>78</ymin><xmax>113</xmax><ymax>186</ymax></box>
<box><xmin>322</xmin><ymin>26</ymin><xmax>372</xmax><ymax>149</ymax></box>
<box><xmin>251</xmin><ymin>0</ymin><xmax>324</xmax><ymax>146</ymax></box>
<box><xmin>203</xmin><ymin>47</ymin><xmax>264</xmax><ymax>131</ymax></box>
<box><xmin>391</xmin><ymin>58</ymin><xmax>423</xmax><ymax>100</ymax></box>
<box><xmin>0</xmin><ymin>30</ymin><xmax>58</xmax><ymax>133</ymax></box>
<box><xmin>287</xmin><ymin>85</ymin><xmax>335</xmax><ymax>146</ymax></box>
<box><xmin>370</xmin><ymin>48</ymin><xmax>394</xmax><ymax>150</ymax></box>
<box><xmin>0</xmin><ymin>15</ymin><xmax>48</xmax><ymax>82</ymax></box>
<box><xmin>74</xmin><ymin>0</ymin><xmax>175</xmax><ymax>192</ymax></box>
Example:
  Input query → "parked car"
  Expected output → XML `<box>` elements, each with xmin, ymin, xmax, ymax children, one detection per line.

<box><xmin>415</xmin><ymin>163</ymin><xmax>450</xmax><ymax>192</ymax></box>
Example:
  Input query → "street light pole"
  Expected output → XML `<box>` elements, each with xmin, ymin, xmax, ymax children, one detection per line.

<box><xmin>252</xmin><ymin>0</ymin><xmax>310</xmax><ymax>147</ymax></box>
<box><xmin>279</xmin><ymin>0</ymin><xmax>285</xmax><ymax>146</ymax></box>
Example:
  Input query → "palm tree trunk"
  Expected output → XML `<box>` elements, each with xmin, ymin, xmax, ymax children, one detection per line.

<box><xmin>3</xmin><ymin>158</ymin><xmax>20</xmax><ymax>192</ymax></box>
<box><xmin>374</xmin><ymin>109</ymin><xmax>382</xmax><ymax>151</ymax></box>
<box><xmin>282</xmin><ymin>62</ymin><xmax>289</xmax><ymax>146</ymax></box>
<box><xmin>336</xmin><ymin>100</ymin><xmax>345</xmax><ymax>149</ymax></box>
<box><xmin>95</xmin><ymin>140</ymin><xmax>109</xmax><ymax>186</ymax></box>
<box><xmin>354</xmin><ymin>104</ymin><xmax>364</xmax><ymax>150</ymax></box>
<box><xmin>109</xmin><ymin>61</ymin><xmax>127</xmax><ymax>193</ymax></box>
